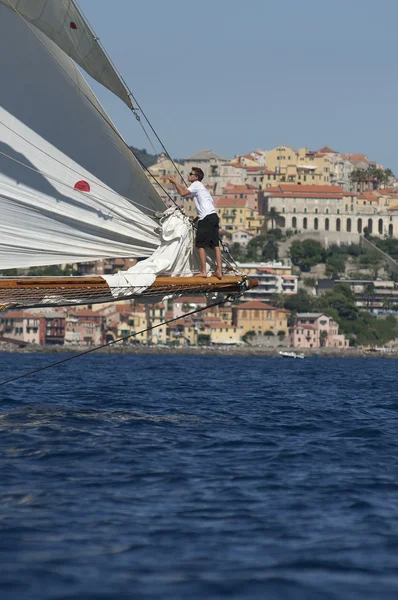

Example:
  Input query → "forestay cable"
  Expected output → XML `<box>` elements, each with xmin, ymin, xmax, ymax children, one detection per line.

<box><xmin>0</xmin><ymin>297</ymin><xmax>236</xmax><ymax>387</ymax></box>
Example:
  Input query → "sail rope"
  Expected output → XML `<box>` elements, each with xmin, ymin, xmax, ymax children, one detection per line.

<box><xmin>73</xmin><ymin>0</ymin><xmax>187</xmax><ymax>188</ymax></box>
<box><xmin>4</xmin><ymin>0</ymin><xmax>177</xmax><ymax>211</ymax></box>
<box><xmin>4</xmin><ymin>1</ymin><xmax>238</xmax><ymax>277</ymax></box>
<box><xmin>0</xmin><ymin>145</ymin><xmax>240</xmax><ymax>278</ymax></box>
<box><xmin>0</xmin><ymin>295</ymin><xmax>238</xmax><ymax>387</ymax></box>
<box><xmin>0</xmin><ymin>147</ymin><xmax>159</xmax><ymax>219</ymax></box>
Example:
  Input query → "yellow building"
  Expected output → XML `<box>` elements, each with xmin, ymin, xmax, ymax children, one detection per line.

<box><xmin>232</xmin><ymin>301</ymin><xmax>290</xmax><ymax>336</ymax></box>
<box><xmin>215</xmin><ymin>197</ymin><xmax>264</xmax><ymax>235</ymax></box>
<box><xmin>263</xmin><ymin>146</ymin><xmax>331</xmax><ymax>188</ymax></box>
<box><xmin>200</xmin><ymin>316</ymin><xmax>242</xmax><ymax>344</ymax></box>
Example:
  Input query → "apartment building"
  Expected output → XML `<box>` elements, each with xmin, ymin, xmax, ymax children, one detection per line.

<box><xmin>290</xmin><ymin>313</ymin><xmax>349</xmax><ymax>349</ymax></box>
<box><xmin>215</xmin><ymin>197</ymin><xmax>264</xmax><ymax>236</ymax></box>
<box><xmin>260</xmin><ymin>184</ymin><xmax>398</xmax><ymax>239</ymax></box>
<box><xmin>236</xmin><ymin>262</ymin><xmax>298</xmax><ymax>301</ymax></box>
<box><xmin>0</xmin><ymin>309</ymin><xmax>65</xmax><ymax>345</ymax></box>
<box><xmin>232</xmin><ymin>301</ymin><xmax>290</xmax><ymax>336</ymax></box>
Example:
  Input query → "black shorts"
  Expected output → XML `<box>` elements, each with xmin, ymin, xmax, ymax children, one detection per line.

<box><xmin>195</xmin><ymin>213</ymin><xmax>220</xmax><ymax>249</ymax></box>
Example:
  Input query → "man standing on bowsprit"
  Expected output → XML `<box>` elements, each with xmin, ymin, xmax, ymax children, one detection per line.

<box><xmin>165</xmin><ymin>167</ymin><xmax>222</xmax><ymax>279</ymax></box>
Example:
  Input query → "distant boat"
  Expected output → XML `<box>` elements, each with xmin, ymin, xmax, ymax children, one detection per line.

<box><xmin>279</xmin><ymin>351</ymin><xmax>305</xmax><ymax>359</ymax></box>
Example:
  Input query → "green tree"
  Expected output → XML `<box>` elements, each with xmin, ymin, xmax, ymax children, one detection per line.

<box><xmin>229</xmin><ymin>242</ymin><xmax>245</xmax><ymax>261</ymax></box>
<box><xmin>265</xmin><ymin>207</ymin><xmax>281</xmax><ymax>230</ymax></box>
<box><xmin>242</xmin><ymin>330</ymin><xmax>256</xmax><ymax>344</ymax></box>
<box><xmin>320</xmin><ymin>329</ymin><xmax>328</xmax><ymax>347</ymax></box>
<box><xmin>262</xmin><ymin>239</ymin><xmax>279</xmax><ymax>261</ymax></box>
<box><xmin>290</xmin><ymin>239</ymin><xmax>325</xmax><ymax>272</ymax></box>
<box><xmin>270</xmin><ymin>293</ymin><xmax>285</xmax><ymax>308</ymax></box>
<box><xmin>362</xmin><ymin>283</ymin><xmax>375</xmax><ymax>308</ymax></box>
<box><xmin>284</xmin><ymin>289</ymin><xmax>313</xmax><ymax>313</ymax></box>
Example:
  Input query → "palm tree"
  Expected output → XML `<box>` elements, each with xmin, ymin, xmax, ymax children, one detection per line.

<box><xmin>265</xmin><ymin>207</ymin><xmax>281</xmax><ymax>231</ymax></box>
<box><xmin>362</xmin><ymin>283</ymin><xmax>375</xmax><ymax>308</ymax></box>
<box><xmin>320</xmin><ymin>330</ymin><xmax>328</xmax><ymax>347</ymax></box>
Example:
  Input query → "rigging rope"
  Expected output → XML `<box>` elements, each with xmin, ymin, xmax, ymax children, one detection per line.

<box><xmin>0</xmin><ymin>296</ymin><xmax>236</xmax><ymax>387</ymax></box>
<box><xmin>73</xmin><ymin>0</ymin><xmax>187</xmax><ymax>187</ymax></box>
<box><xmin>5</xmin><ymin>0</ymin><xmax>170</xmax><ymax>210</ymax></box>
<box><xmin>3</xmin><ymin>3</ymin><xmax>239</xmax><ymax>276</ymax></box>
<box><xmin>0</xmin><ymin>147</ymin><xmax>157</xmax><ymax>219</ymax></box>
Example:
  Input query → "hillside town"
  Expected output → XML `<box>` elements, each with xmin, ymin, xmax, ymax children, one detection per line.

<box><xmin>2</xmin><ymin>143</ymin><xmax>398</xmax><ymax>352</ymax></box>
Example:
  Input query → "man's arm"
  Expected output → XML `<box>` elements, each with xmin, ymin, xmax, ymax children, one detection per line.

<box><xmin>164</xmin><ymin>175</ymin><xmax>191</xmax><ymax>198</ymax></box>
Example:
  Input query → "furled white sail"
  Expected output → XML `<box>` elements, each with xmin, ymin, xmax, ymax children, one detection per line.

<box><xmin>0</xmin><ymin>0</ymin><xmax>133</xmax><ymax>108</ymax></box>
<box><xmin>0</xmin><ymin>3</ymin><xmax>166</xmax><ymax>270</ymax></box>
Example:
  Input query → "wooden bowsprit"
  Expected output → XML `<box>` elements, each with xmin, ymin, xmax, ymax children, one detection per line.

<box><xmin>0</xmin><ymin>275</ymin><xmax>258</xmax><ymax>310</ymax></box>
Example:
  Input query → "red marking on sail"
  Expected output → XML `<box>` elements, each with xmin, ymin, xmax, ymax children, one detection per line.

<box><xmin>70</xmin><ymin>22</ymin><xmax>78</xmax><ymax>30</ymax></box>
<box><xmin>74</xmin><ymin>180</ymin><xmax>90</xmax><ymax>192</ymax></box>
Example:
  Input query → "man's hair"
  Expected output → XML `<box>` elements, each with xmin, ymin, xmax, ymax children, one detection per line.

<box><xmin>192</xmin><ymin>167</ymin><xmax>204</xmax><ymax>181</ymax></box>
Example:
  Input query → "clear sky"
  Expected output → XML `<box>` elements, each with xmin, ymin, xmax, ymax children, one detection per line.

<box><xmin>81</xmin><ymin>0</ymin><xmax>398</xmax><ymax>171</ymax></box>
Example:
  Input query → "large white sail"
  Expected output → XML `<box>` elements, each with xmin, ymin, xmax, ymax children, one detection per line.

<box><xmin>0</xmin><ymin>0</ymin><xmax>133</xmax><ymax>108</ymax></box>
<box><xmin>0</xmin><ymin>3</ymin><xmax>165</xmax><ymax>270</ymax></box>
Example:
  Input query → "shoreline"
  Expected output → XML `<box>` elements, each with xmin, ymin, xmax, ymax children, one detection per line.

<box><xmin>0</xmin><ymin>343</ymin><xmax>397</xmax><ymax>358</ymax></box>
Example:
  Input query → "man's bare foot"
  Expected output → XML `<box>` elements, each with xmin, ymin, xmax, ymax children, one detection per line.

<box><xmin>212</xmin><ymin>270</ymin><xmax>222</xmax><ymax>280</ymax></box>
<box><xmin>197</xmin><ymin>272</ymin><xmax>207</xmax><ymax>278</ymax></box>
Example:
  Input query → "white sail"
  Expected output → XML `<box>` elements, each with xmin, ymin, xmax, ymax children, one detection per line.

<box><xmin>0</xmin><ymin>0</ymin><xmax>133</xmax><ymax>108</ymax></box>
<box><xmin>0</xmin><ymin>3</ymin><xmax>165</xmax><ymax>270</ymax></box>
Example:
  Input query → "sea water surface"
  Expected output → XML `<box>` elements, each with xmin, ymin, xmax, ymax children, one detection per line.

<box><xmin>1</xmin><ymin>353</ymin><xmax>398</xmax><ymax>600</ymax></box>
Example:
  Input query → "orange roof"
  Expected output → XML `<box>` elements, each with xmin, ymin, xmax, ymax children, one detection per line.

<box><xmin>0</xmin><ymin>311</ymin><xmax>39</xmax><ymax>319</ymax></box>
<box><xmin>223</xmin><ymin>183</ymin><xmax>258</xmax><ymax>192</ymax></box>
<box><xmin>264</xmin><ymin>184</ymin><xmax>345</xmax><ymax>199</ymax></box>
<box><xmin>317</xmin><ymin>146</ymin><xmax>338</xmax><ymax>154</ymax></box>
<box><xmin>348</xmin><ymin>154</ymin><xmax>369</xmax><ymax>165</ymax></box>
<box><xmin>357</xmin><ymin>192</ymin><xmax>377</xmax><ymax>201</ymax></box>
<box><xmin>377</xmin><ymin>188</ymin><xmax>398</xmax><ymax>196</ymax></box>
<box><xmin>71</xmin><ymin>309</ymin><xmax>101</xmax><ymax>317</ymax></box>
<box><xmin>215</xmin><ymin>197</ymin><xmax>247</xmax><ymax>208</ymax></box>
<box><xmin>235</xmin><ymin>301</ymin><xmax>276</xmax><ymax>310</ymax></box>
<box><xmin>106</xmin><ymin>321</ymin><xmax>119</xmax><ymax>329</ymax></box>
<box><xmin>266</xmin><ymin>184</ymin><xmax>343</xmax><ymax>193</ymax></box>
<box><xmin>226</xmin><ymin>162</ymin><xmax>245</xmax><ymax>169</ymax></box>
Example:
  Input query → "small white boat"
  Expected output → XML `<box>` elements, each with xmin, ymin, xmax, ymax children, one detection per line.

<box><xmin>279</xmin><ymin>351</ymin><xmax>305</xmax><ymax>359</ymax></box>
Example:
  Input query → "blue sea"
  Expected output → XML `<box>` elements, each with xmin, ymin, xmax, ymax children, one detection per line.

<box><xmin>1</xmin><ymin>353</ymin><xmax>398</xmax><ymax>600</ymax></box>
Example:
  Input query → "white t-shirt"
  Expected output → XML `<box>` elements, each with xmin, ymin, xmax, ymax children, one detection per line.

<box><xmin>188</xmin><ymin>181</ymin><xmax>216</xmax><ymax>221</ymax></box>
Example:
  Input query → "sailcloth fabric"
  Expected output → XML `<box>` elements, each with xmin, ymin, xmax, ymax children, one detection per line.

<box><xmin>0</xmin><ymin>0</ymin><xmax>132</xmax><ymax>108</ymax></box>
<box><xmin>102</xmin><ymin>208</ymin><xmax>203</xmax><ymax>297</ymax></box>
<box><xmin>0</xmin><ymin>3</ymin><xmax>166</xmax><ymax>270</ymax></box>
